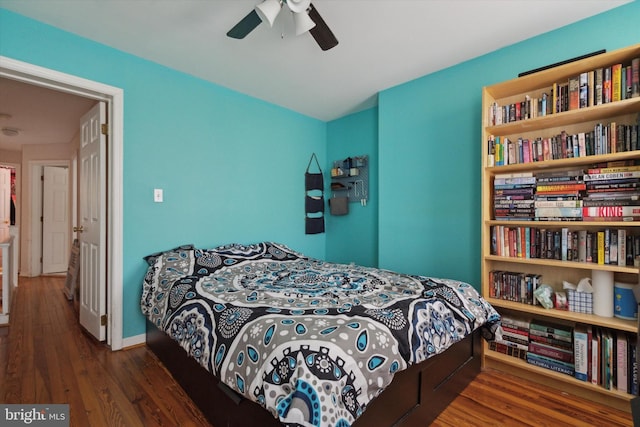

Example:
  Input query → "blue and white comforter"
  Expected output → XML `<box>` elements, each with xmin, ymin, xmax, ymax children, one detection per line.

<box><xmin>141</xmin><ymin>242</ymin><xmax>500</xmax><ymax>427</ymax></box>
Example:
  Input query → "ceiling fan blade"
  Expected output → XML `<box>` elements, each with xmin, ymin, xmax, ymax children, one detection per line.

<box><xmin>308</xmin><ymin>4</ymin><xmax>338</xmax><ymax>51</ymax></box>
<box><xmin>227</xmin><ymin>9</ymin><xmax>262</xmax><ymax>39</ymax></box>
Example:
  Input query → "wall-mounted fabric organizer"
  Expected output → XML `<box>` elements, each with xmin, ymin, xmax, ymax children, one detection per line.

<box><xmin>304</xmin><ymin>153</ymin><xmax>325</xmax><ymax>234</ymax></box>
<box><xmin>330</xmin><ymin>155</ymin><xmax>369</xmax><ymax>206</ymax></box>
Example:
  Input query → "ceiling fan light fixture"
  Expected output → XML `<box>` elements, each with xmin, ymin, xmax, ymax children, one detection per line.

<box><xmin>293</xmin><ymin>10</ymin><xmax>315</xmax><ymax>36</ymax></box>
<box><xmin>1</xmin><ymin>127</ymin><xmax>20</xmax><ymax>137</ymax></box>
<box><xmin>255</xmin><ymin>0</ymin><xmax>282</xmax><ymax>28</ymax></box>
<box><xmin>286</xmin><ymin>0</ymin><xmax>311</xmax><ymax>13</ymax></box>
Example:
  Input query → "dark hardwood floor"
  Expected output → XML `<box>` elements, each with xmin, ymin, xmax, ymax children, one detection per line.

<box><xmin>0</xmin><ymin>276</ymin><xmax>634</xmax><ymax>426</ymax></box>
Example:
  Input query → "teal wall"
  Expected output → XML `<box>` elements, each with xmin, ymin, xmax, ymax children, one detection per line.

<box><xmin>326</xmin><ymin>107</ymin><xmax>378</xmax><ymax>266</ymax></box>
<box><xmin>1</xmin><ymin>1</ymin><xmax>638</xmax><ymax>339</ymax></box>
<box><xmin>377</xmin><ymin>0</ymin><xmax>640</xmax><ymax>288</ymax></box>
<box><xmin>0</xmin><ymin>9</ymin><xmax>327</xmax><ymax>339</ymax></box>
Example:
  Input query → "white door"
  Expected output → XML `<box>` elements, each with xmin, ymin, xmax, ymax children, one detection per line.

<box><xmin>0</xmin><ymin>168</ymin><xmax>9</xmax><ymax>232</ymax></box>
<box><xmin>42</xmin><ymin>166</ymin><xmax>69</xmax><ymax>273</ymax></box>
<box><xmin>78</xmin><ymin>102</ymin><xmax>107</xmax><ymax>341</ymax></box>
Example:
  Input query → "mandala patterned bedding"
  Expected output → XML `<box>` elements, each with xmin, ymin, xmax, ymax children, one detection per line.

<box><xmin>141</xmin><ymin>242</ymin><xmax>500</xmax><ymax>427</ymax></box>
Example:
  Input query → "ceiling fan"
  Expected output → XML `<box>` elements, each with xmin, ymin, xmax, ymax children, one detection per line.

<box><xmin>227</xmin><ymin>0</ymin><xmax>338</xmax><ymax>51</ymax></box>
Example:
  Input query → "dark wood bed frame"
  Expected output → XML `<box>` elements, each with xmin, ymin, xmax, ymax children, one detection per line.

<box><xmin>146</xmin><ymin>320</ymin><xmax>481</xmax><ymax>427</ymax></box>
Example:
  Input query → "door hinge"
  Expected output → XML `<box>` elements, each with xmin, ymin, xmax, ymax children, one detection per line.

<box><xmin>101</xmin><ymin>314</ymin><xmax>108</xmax><ymax>326</ymax></box>
<box><xmin>101</xmin><ymin>123</ymin><xmax>108</xmax><ymax>136</ymax></box>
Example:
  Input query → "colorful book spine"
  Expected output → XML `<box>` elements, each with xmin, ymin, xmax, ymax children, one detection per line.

<box><xmin>583</xmin><ymin>206</ymin><xmax>640</xmax><ymax>218</ymax></box>
<box><xmin>591</xmin><ymin>331</ymin><xmax>599</xmax><ymax>385</ymax></box>
<box><xmin>529</xmin><ymin>341</ymin><xmax>574</xmax><ymax>363</ymax></box>
<box><xmin>632</xmin><ymin>57</ymin><xmax>640</xmax><ymax>98</ymax></box>
<box><xmin>574</xmin><ymin>326</ymin><xmax>589</xmax><ymax>381</ymax></box>
<box><xmin>612</xmin><ymin>63</ymin><xmax>622</xmax><ymax>102</ymax></box>
<box><xmin>595</xmin><ymin>68</ymin><xmax>604</xmax><ymax>105</ymax></box>
<box><xmin>630</xmin><ymin>335</ymin><xmax>639</xmax><ymax>395</ymax></box>
<box><xmin>617</xmin><ymin>334</ymin><xmax>628</xmax><ymax>393</ymax></box>
<box><xmin>584</xmin><ymin>171</ymin><xmax>640</xmax><ymax>180</ymax></box>
<box><xmin>603</xmin><ymin>67</ymin><xmax>612</xmax><ymax>104</ymax></box>
<box><xmin>587</xmin><ymin>165</ymin><xmax>640</xmax><ymax>174</ymax></box>
<box><xmin>527</xmin><ymin>353</ymin><xmax>575</xmax><ymax>376</ymax></box>
<box><xmin>529</xmin><ymin>321</ymin><xmax>572</xmax><ymax>338</ymax></box>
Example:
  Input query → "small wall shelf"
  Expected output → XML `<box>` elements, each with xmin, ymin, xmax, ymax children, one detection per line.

<box><xmin>330</xmin><ymin>155</ymin><xmax>369</xmax><ymax>204</ymax></box>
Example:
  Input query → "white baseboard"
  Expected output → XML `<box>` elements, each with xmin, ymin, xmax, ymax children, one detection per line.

<box><xmin>121</xmin><ymin>333</ymin><xmax>145</xmax><ymax>349</ymax></box>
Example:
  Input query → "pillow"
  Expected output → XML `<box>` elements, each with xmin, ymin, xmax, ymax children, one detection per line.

<box><xmin>141</xmin><ymin>244</ymin><xmax>196</xmax><ymax>318</ymax></box>
<box><xmin>143</xmin><ymin>244</ymin><xmax>196</xmax><ymax>266</ymax></box>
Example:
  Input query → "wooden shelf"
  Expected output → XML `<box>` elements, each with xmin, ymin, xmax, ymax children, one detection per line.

<box><xmin>483</xmin><ymin>44</ymin><xmax>640</xmax><ymax>100</ymax></box>
<box><xmin>486</xmin><ymin>297</ymin><xmax>638</xmax><ymax>332</ymax></box>
<box><xmin>486</xmin><ymin>219</ymin><xmax>640</xmax><ymax>228</ymax></box>
<box><xmin>486</xmin><ymin>98</ymin><xmax>640</xmax><ymax>136</ymax></box>
<box><xmin>483</xmin><ymin>346</ymin><xmax>634</xmax><ymax>412</ymax></box>
<box><xmin>481</xmin><ymin>43</ymin><xmax>640</xmax><ymax>411</ymax></box>
<box><xmin>486</xmin><ymin>150</ymin><xmax>640</xmax><ymax>173</ymax></box>
<box><xmin>484</xmin><ymin>254</ymin><xmax>639</xmax><ymax>274</ymax></box>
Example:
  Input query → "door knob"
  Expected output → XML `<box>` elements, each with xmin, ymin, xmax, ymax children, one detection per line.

<box><xmin>73</xmin><ymin>226</ymin><xmax>84</xmax><ymax>232</ymax></box>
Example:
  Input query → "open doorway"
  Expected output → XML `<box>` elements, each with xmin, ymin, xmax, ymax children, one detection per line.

<box><xmin>0</xmin><ymin>164</ymin><xmax>19</xmax><ymax>288</ymax></box>
<box><xmin>0</xmin><ymin>56</ymin><xmax>124</xmax><ymax>350</ymax></box>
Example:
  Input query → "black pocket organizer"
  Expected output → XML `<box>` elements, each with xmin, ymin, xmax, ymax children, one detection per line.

<box><xmin>305</xmin><ymin>195</ymin><xmax>325</xmax><ymax>213</ymax></box>
<box><xmin>305</xmin><ymin>153</ymin><xmax>325</xmax><ymax>234</ymax></box>
<box><xmin>305</xmin><ymin>215</ymin><xmax>325</xmax><ymax>234</ymax></box>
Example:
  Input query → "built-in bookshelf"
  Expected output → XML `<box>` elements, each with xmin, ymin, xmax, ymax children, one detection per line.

<box><xmin>481</xmin><ymin>43</ymin><xmax>640</xmax><ymax>412</ymax></box>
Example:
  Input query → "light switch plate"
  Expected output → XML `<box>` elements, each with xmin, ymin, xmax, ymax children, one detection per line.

<box><xmin>154</xmin><ymin>188</ymin><xmax>163</xmax><ymax>203</ymax></box>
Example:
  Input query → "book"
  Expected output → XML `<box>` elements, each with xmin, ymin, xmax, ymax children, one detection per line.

<box><xmin>603</xmin><ymin>66</ymin><xmax>612</xmax><ymax>104</ymax></box>
<box><xmin>584</xmin><ymin>171</ymin><xmax>640</xmax><ymax>181</ymax></box>
<box><xmin>502</xmin><ymin>330</ymin><xmax>530</xmax><ymax>348</ymax></box>
<box><xmin>587</xmin><ymin>326</ymin><xmax>593</xmax><ymax>383</ymax></box>
<box><xmin>583</xmin><ymin>206</ymin><xmax>640</xmax><ymax>219</ymax></box>
<box><xmin>568</xmin><ymin>75</ymin><xmax>580</xmax><ymax>110</ymax></box>
<box><xmin>574</xmin><ymin>325</ymin><xmax>589</xmax><ymax>382</ymax></box>
<box><xmin>603</xmin><ymin>330</ymin><xmax>613</xmax><ymax>390</ymax></box>
<box><xmin>630</xmin><ymin>334</ymin><xmax>639</xmax><ymax>395</ymax></box>
<box><xmin>591</xmin><ymin>329</ymin><xmax>600</xmax><ymax>385</ymax></box>
<box><xmin>587</xmin><ymin>164</ymin><xmax>640</xmax><ymax>174</ymax></box>
<box><xmin>535</xmin><ymin>207</ymin><xmax>582</xmax><ymax>219</ymax></box>
<box><xmin>526</xmin><ymin>352</ymin><xmax>575</xmax><ymax>376</ymax></box>
<box><xmin>578</xmin><ymin>230</ymin><xmax>587</xmax><ymax>262</ymax></box>
<box><xmin>595</xmin><ymin>68</ymin><xmax>604</xmax><ymax>105</ymax></box>
<box><xmin>536</xmin><ymin>183</ymin><xmax>586</xmax><ymax>192</ymax></box>
<box><xmin>529</xmin><ymin>320</ymin><xmax>572</xmax><ymax>338</ymax></box>
<box><xmin>498</xmin><ymin>336</ymin><xmax>529</xmax><ymax>351</ymax></box>
<box><xmin>610</xmin><ymin>230</ymin><xmax>618</xmax><ymax>265</ymax></box>
<box><xmin>583</xmin><ymin>198</ymin><xmax>640</xmax><ymax>207</ymax></box>
<box><xmin>489</xmin><ymin>340</ymin><xmax>528</xmax><ymax>360</ymax></box>
<box><xmin>597</xmin><ymin>231</ymin><xmax>605</xmax><ymax>264</ymax></box>
<box><xmin>487</xmin><ymin>135</ymin><xmax>495</xmax><ymax>167</ymax></box>
<box><xmin>529</xmin><ymin>341</ymin><xmax>574</xmax><ymax>363</ymax></box>
<box><xmin>618</xmin><ymin>229</ymin><xmax>627</xmax><ymax>267</ymax></box>
<box><xmin>579</xmin><ymin>72</ymin><xmax>589</xmax><ymax>108</ymax></box>
<box><xmin>534</xmin><ymin>200</ymin><xmax>582</xmax><ymax>209</ymax></box>
<box><xmin>617</xmin><ymin>334</ymin><xmax>628</xmax><ymax>393</ymax></box>
<box><xmin>632</xmin><ymin>57</ymin><xmax>640</xmax><ymax>98</ymax></box>
<box><xmin>494</xmin><ymin>176</ymin><xmax>537</xmax><ymax>185</ymax></box>
<box><xmin>624</xmin><ymin>65</ymin><xmax>630</xmax><ymax>100</ymax></box>
<box><xmin>588</xmin><ymin>70</ymin><xmax>595</xmax><ymax>107</ymax></box>
<box><xmin>500</xmin><ymin>314</ymin><xmax>530</xmax><ymax>330</ymax></box>
<box><xmin>529</xmin><ymin>332</ymin><xmax>573</xmax><ymax>350</ymax></box>
<box><xmin>612</xmin><ymin>63</ymin><xmax>622</xmax><ymax>102</ymax></box>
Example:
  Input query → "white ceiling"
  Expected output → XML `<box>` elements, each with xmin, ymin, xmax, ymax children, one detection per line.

<box><xmin>0</xmin><ymin>0</ymin><xmax>632</xmax><ymax>152</ymax></box>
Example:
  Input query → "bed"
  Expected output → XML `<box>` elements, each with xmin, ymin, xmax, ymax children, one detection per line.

<box><xmin>142</xmin><ymin>242</ymin><xmax>500</xmax><ymax>427</ymax></box>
